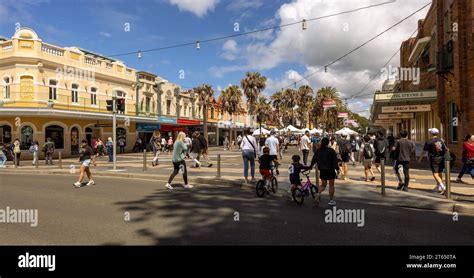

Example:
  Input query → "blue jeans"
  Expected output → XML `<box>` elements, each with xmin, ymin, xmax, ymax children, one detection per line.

<box><xmin>458</xmin><ymin>161</ymin><xmax>474</xmax><ymax>179</ymax></box>
<box><xmin>0</xmin><ymin>153</ymin><xmax>6</xmax><ymax>166</ymax></box>
<box><xmin>107</xmin><ymin>147</ymin><xmax>113</xmax><ymax>162</ymax></box>
<box><xmin>242</xmin><ymin>150</ymin><xmax>255</xmax><ymax>178</ymax></box>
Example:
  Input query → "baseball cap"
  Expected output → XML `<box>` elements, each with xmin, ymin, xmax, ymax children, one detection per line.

<box><xmin>429</xmin><ymin>128</ymin><xmax>439</xmax><ymax>135</ymax></box>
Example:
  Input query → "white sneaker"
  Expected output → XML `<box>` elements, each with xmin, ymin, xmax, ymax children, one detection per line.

<box><xmin>86</xmin><ymin>180</ymin><xmax>95</xmax><ymax>186</ymax></box>
<box><xmin>73</xmin><ymin>181</ymin><xmax>82</xmax><ymax>188</ymax></box>
<box><xmin>328</xmin><ymin>200</ymin><xmax>336</xmax><ymax>206</ymax></box>
<box><xmin>432</xmin><ymin>185</ymin><xmax>441</xmax><ymax>192</ymax></box>
<box><xmin>183</xmin><ymin>184</ymin><xmax>193</xmax><ymax>189</ymax></box>
<box><xmin>165</xmin><ymin>183</ymin><xmax>174</xmax><ymax>190</ymax></box>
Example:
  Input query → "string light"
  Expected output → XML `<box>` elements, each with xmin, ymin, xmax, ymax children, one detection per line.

<box><xmin>196</xmin><ymin>41</ymin><xmax>200</xmax><ymax>50</ymax></box>
<box><xmin>137</xmin><ymin>50</ymin><xmax>142</xmax><ymax>58</ymax></box>
<box><xmin>302</xmin><ymin>19</ymin><xmax>307</xmax><ymax>30</ymax></box>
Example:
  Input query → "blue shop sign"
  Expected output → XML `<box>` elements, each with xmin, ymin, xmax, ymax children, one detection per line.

<box><xmin>159</xmin><ymin>117</ymin><xmax>177</xmax><ymax>124</ymax></box>
<box><xmin>137</xmin><ymin>123</ymin><xmax>161</xmax><ymax>132</ymax></box>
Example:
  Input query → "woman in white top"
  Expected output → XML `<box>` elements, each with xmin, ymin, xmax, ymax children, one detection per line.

<box><xmin>240</xmin><ymin>129</ymin><xmax>258</xmax><ymax>184</ymax></box>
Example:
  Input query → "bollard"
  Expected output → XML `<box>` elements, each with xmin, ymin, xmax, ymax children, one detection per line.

<box><xmin>445</xmin><ymin>159</ymin><xmax>451</xmax><ymax>199</ymax></box>
<box><xmin>143</xmin><ymin>150</ymin><xmax>147</xmax><ymax>172</ymax></box>
<box><xmin>58</xmin><ymin>152</ymin><xmax>62</xmax><ymax>169</ymax></box>
<box><xmin>14</xmin><ymin>153</ymin><xmax>17</xmax><ymax>168</ymax></box>
<box><xmin>381</xmin><ymin>158</ymin><xmax>386</xmax><ymax>196</ymax></box>
<box><xmin>217</xmin><ymin>154</ymin><xmax>221</xmax><ymax>178</ymax></box>
<box><xmin>35</xmin><ymin>154</ymin><xmax>38</xmax><ymax>169</ymax></box>
<box><xmin>315</xmin><ymin>163</ymin><xmax>320</xmax><ymax>188</ymax></box>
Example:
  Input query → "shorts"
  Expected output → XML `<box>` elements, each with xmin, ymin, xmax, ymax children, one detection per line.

<box><xmin>270</xmin><ymin>155</ymin><xmax>278</xmax><ymax>161</ymax></box>
<box><xmin>320</xmin><ymin>169</ymin><xmax>337</xmax><ymax>181</ymax></box>
<box><xmin>430</xmin><ymin>159</ymin><xmax>445</xmax><ymax>173</ymax></box>
<box><xmin>260</xmin><ymin>169</ymin><xmax>271</xmax><ymax>178</ymax></box>
<box><xmin>374</xmin><ymin>156</ymin><xmax>382</xmax><ymax>164</ymax></box>
<box><xmin>81</xmin><ymin>159</ymin><xmax>92</xmax><ymax>167</ymax></box>
<box><xmin>363</xmin><ymin>159</ymin><xmax>373</xmax><ymax>168</ymax></box>
<box><xmin>341</xmin><ymin>152</ymin><xmax>350</xmax><ymax>163</ymax></box>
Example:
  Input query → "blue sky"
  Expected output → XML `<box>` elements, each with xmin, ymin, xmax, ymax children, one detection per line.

<box><xmin>0</xmin><ymin>0</ymin><xmax>432</xmax><ymax>117</ymax></box>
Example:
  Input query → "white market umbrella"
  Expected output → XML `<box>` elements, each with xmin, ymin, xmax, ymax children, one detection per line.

<box><xmin>310</xmin><ymin>128</ymin><xmax>323</xmax><ymax>134</ymax></box>
<box><xmin>335</xmin><ymin>127</ymin><xmax>358</xmax><ymax>135</ymax></box>
<box><xmin>286</xmin><ymin>125</ymin><xmax>301</xmax><ymax>132</ymax></box>
<box><xmin>252</xmin><ymin>127</ymin><xmax>271</xmax><ymax>136</ymax></box>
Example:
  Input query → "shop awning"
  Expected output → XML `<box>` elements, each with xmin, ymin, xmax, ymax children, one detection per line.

<box><xmin>408</xmin><ymin>36</ymin><xmax>431</xmax><ymax>63</ymax></box>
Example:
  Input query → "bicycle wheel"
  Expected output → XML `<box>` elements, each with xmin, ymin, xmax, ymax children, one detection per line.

<box><xmin>292</xmin><ymin>188</ymin><xmax>305</xmax><ymax>205</ymax></box>
<box><xmin>256</xmin><ymin>180</ymin><xmax>266</xmax><ymax>197</ymax></box>
<box><xmin>271</xmin><ymin>177</ymin><xmax>278</xmax><ymax>193</ymax></box>
<box><xmin>310</xmin><ymin>184</ymin><xmax>319</xmax><ymax>199</ymax></box>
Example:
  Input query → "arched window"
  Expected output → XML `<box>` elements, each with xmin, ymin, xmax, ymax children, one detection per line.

<box><xmin>0</xmin><ymin>125</ymin><xmax>12</xmax><ymax>144</ymax></box>
<box><xmin>20</xmin><ymin>125</ymin><xmax>34</xmax><ymax>150</ymax></box>
<box><xmin>71</xmin><ymin>84</ymin><xmax>79</xmax><ymax>103</ymax></box>
<box><xmin>3</xmin><ymin>76</ymin><xmax>11</xmax><ymax>99</ymax></box>
<box><xmin>71</xmin><ymin>127</ymin><xmax>80</xmax><ymax>155</ymax></box>
<box><xmin>45</xmin><ymin>125</ymin><xmax>64</xmax><ymax>149</ymax></box>
<box><xmin>49</xmin><ymin>80</ymin><xmax>58</xmax><ymax>100</ymax></box>
<box><xmin>90</xmin><ymin>87</ymin><xmax>97</xmax><ymax>105</ymax></box>
<box><xmin>146</xmin><ymin>97</ymin><xmax>151</xmax><ymax>113</ymax></box>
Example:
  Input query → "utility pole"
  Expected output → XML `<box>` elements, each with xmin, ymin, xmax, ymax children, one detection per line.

<box><xmin>112</xmin><ymin>94</ymin><xmax>117</xmax><ymax>171</ymax></box>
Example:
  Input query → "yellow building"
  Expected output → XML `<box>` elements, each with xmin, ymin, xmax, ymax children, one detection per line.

<box><xmin>0</xmin><ymin>28</ymin><xmax>162</xmax><ymax>156</ymax></box>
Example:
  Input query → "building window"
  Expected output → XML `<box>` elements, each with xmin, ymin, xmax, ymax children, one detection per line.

<box><xmin>211</xmin><ymin>107</ymin><xmax>215</xmax><ymax>119</ymax></box>
<box><xmin>0</xmin><ymin>125</ymin><xmax>12</xmax><ymax>144</ymax></box>
<box><xmin>45</xmin><ymin>125</ymin><xmax>64</xmax><ymax>149</ymax></box>
<box><xmin>20</xmin><ymin>125</ymin><xmax>34</xmax><ymax>150</ymax></box>
<box><xmin>20</xmin><ymin>76</ymin><xmax>34</xmax><ymax>100</ymax></box>
<box><xmin>71</xmin><ymin>84</ymin><xmax>79</xmax><ymax>103</ymax></box>
<box><xmin>49</xmin><ymin>80</ymin><xmax>58</xmax><ymax>100</ymax></box>
<box><xmin>166</xmin><ymin>99</ymin><xmax>171</xmax><ymax>115</ymax></box>
<box><xmin>146</xmin><ymin>97</ymin><xmax>151</xmax><ymax>113</ymax></box>
<box><xmin>91</xmin><ymin>87</ymin><xmax>97</xmax><ymax>106</ymax></box>
<box><xmin>183</xmin><ymin>104</ymin><xmax>188</xmax><ymax>116</ymax></box>
<box><xmin>449</xmin><ymin>102</ymin><xmax>458</xmax><ymax>143</ymax></box>
<box><xmin>3</xmin><ymin>77</ymin><xmax>11</xmax><ymax>99</ymax></box>
<box><xmin>140</xmin><ymin>99</ymin><xmax>144</xmax><ymax>112</ymax></box>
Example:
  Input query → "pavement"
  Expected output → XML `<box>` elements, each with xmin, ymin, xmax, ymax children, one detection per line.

<box><xmin>3</xmin><ymin>146</ymin><xmax>474</xmax><ymax>213</ymax></box>
<box><xmin>1</xmin><ymin>173</ymin><xmax>474</xmax><ymax>245</ymax></box>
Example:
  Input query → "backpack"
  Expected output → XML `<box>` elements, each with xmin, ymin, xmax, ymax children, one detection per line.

<box><xmin>29</xmin><ymin>145</ymin><xmax>35</xmax><ymax>153</ymax></box>
<box><xmin>375</xmin><ymin>139</ymin><xmax>388</xmax><ymax>158</ymax></box>
<box><xmin>341</xmin><ymin>140</ymin><xmax>352</xmax><ymax>154</ymax></box>
<box><xmin>363</xmin><ymin>143</ymin><xmax>373</xmax><ymax>159</ymax></box>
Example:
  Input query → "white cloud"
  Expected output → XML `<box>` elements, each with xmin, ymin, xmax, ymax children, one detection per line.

<box><xmin>99</xmin><ymin>31</ymin><xmax>112</xmax><ymax>38</ymax></box>
<box><xmin>220</xmin><ymin>39</ymin><xmax>239</xmax><ymax>60</ymax></box>
<box><xmin>226</xmin><ymin>0</ymin><xmax>264</xmax><ymax>12</ymax></box>
<box><xmin>168</xmin><ymin>0</ymin><xmax>219</xmax><ymax>18</ymax></box>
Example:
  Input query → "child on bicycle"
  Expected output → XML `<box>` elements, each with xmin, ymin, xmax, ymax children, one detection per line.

<box><xmin>288</xmin><ymin>154</ymin><xmax>312</xmax><ymax>200</ymax></box>
<box><xmin>259</xmin><ymin>147</ymin><xmax>275</xmax><ymax>185</ymax></box>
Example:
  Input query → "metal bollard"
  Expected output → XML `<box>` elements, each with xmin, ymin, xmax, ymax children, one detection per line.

<box><xmin>143</xmin><ymin>150</ymin><xmax>147</xmax><ymax>172</ymax></box>
<box><xmin>14</xmin><ymin>153</ymin><xmax>17</xmax><ymax>168</ymax></box>
<box><xmin>315</xmin><ymin>163</ymin><xmax>320</xmax><ymax>188</ymax></box>
<box><xmin>35</xmin><ymin>155</ymin><xmax>39</xmax><ymax>169</ymax></box>
<box><xmin>445</xmin><ymin>159</ymin><xmax>451</xmax><ymax>199</ymax></box>
<box><xmin>217</xmin><ymin>154</ymin><xmax>221</xmax><ymax>178</ymax></box>
<box><xmin>58</xmin><ymin>152</ymin><xmax>62</xmax><ymax>169</ymax></box>
<box><xmin>381</xmin><ymin>158</ymin><xmax>386</xmax><ymax>196</ymax></box>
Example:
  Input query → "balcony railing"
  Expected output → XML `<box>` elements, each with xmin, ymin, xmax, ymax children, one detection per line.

<box><xmin>84</xmin><ymin>56</ymin><xmax>101</xmax><ymax>66</ymax></box>
<box><xmin>1</xmin><ymin>41</ymin><xmax>13</xmax><ymax>51</ymax></box>
<box><xmin>41</xmin><ymin>43</ymin><xmax>65</xmax><ymax>57</ymax></box>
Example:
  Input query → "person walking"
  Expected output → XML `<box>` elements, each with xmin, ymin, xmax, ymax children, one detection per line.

<box><xmin>197</xmin><ymin>132</ymin><xmax>213</xmax><ymax>167</ymax></box>
<box><xmin>43</xmin><ymin>138</ymin><xmax>55</xmax><ymax>165</ymax></box>
<box><xmin>106</xmin><ymin>137</ymin><xmax>114</xmax><ymax>162</ymax></box>
<box><xmin>223</xmin><ymin>136</ymin><xmax>229</xmax><ymax>151</ymax></box>
<box><xmin>456</xmin><ymin>134</ymin><xmax>474</xmax><ymax>183</ymax></box>
<box><xmin>29</xmin><ymin>140</ymin><xmax>39</xmax><ymax>166</ymax></box>
<box><xmin>350</xmin><ymin>135</ymin><xmax>358</xmax><ymax>166</ymax></box>
<box><xmin>337</xmin><ymin>132</ymin><xmax>352</xmax><ymax>180</ymax></box>
<box><xmin>161</xmin><ymin>137</ymin><xmax>166</xmax><ymax>153</ymax></box>
<box><xmin>167</xmin><ymin>137</ymin><xmax>173</xmax><ymax>152</ymax></box>
<box><xmin>12</xmin><ymin>138</ymin><xmax>21</xmax><ymax>166</ymax></box>
<box><xmin>241</xmin><ymin>129</ymin><xmax>258</xmax><ymax>184</ymax></box>
<box><xmin>151</xmin><ymin>132</ymin><xmax>161</xmax><ymax>167</ymax></box>
<box><xmin>310</xmin><ymin>137</ymin><xmax>340</xmax><ymax>206</ymax></box>
<box><xmin>184</xmin><ymin>133</ymin><xmax>192</xmax><ymax>159</ymax></box>
<box><xmin>165</xmin><ymin>132</ymin><xmax>192</xmax><ymax>190</ymax></box>
<box><xmin>265</xmin><ymin>130</ymin><xmax>280</xmax><ymax>175</ymax></box>
<box><xmin>96</xmin><ymin>138</ymin><xmax>105</xmax><ymax>158</ymax></box>
<box><xmin>360</xmin><ymin>135</ymin><xmax>376</xmax><ymax>182</ymax></box>
<box><xmin>74</xmin><ymin>140</ymin><xmax>96</xmax><ymax>188</ymax></box>
<box><xmin>392</xmin><ymin>130</ymin><xmax>415</xmax><ymax>191</ymax></box>
<box><xmin>237</xmin><ymin>134</ymin><xmax>243</xmax><ymax>151</ymax></box>
<box><xmin>0</xmin><ymin>142</ymin><xmax>7</xmax><ymax>168</ymax></box>
<box><xmin>118</xmin><ymin>137</ymin><xmax>126</xmax><ymax>154</ymax></box>
<box><xmin>418</xmin><ymin>128</ymin><xmax>448</xmax><ymax>194</ymax></box>
<box><xmin>190</xmin><ymin>132</ymin><xmax>202</xmax><ymax>168</ymax></box>
<box><xmin>300</xmin><ymin>130</ymin><xmax>312</xmax><ymax>165</ymax></box>
<box><xmin>374</xmin><ymin>130</ymin><xmax>389</xmax><ymax>173</ymax></box>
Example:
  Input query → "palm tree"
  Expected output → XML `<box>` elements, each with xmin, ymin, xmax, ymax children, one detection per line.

<box><xmin>296</xmin><ymin>85</ymin><xmax>314</xmax><ymax>128</ymax></box>
<box><xmin>218</xmin><ymin>85</ymin><xmax>243</xmax><ymax>149</ymax></box>
<box><xmin>314</xmin><ymin>86</ymin><xmax>342</xmax><ymax>134</ymax></box>
<box><xmin>281</xmin><ymin>88</ymin><xmax>298</xmax><ymax>126</ymax></box>
<box><xmin>194</xmin><ymin>84</ymin><xmax>214</xmax><ymax>142</ymax></box>
<box><xmin>255</xmin><ymin>96</ymin><xmax>272</xmax><ymax>135</ymax></box>
<box><xmin>270</xmin><ymin>90</ymin><xmax>285</xmax><ymax>127</ymax></box>
<box><xmin>240</xmin><ymin>72</ymin><xmax>267</xmax><ymax>128</ymax></box>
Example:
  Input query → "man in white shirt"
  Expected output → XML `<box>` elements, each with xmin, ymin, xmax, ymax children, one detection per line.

<box><xmin>300</xmin><ymin>130</ymin><xmax>312</xmax><ymax>165</ymax></box>
<box><xmin>265</xmin><ymin>130</ymin><xmax>280</xmax><ymax>175</ymax></box>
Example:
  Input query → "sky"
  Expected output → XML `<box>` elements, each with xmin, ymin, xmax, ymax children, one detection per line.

<box><xmin>0</xmin><ymin>0</ymin><xmax>432</xmax><ymax>118</ymax></box>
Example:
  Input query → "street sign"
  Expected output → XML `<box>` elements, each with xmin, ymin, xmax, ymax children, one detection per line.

<box><xmin>323</xmin><ymin>99</ymin><xmax>337</xmax><ymax>108</ymax></box>
<box><xmin>381</xmin><ymin>104</ymin><xmax>431</xmax><ymax>113</ymax></box>
<box><xmin>374</xmin><ymin>120</ymin><xmax>401</xmax><ymax>125</ymax></box>
<box><xmin>378</xmin><ymin>113</ymin><xmax>414</xmax><ymax>119</ymax></box>
<box><xmin>375</xmin><ymin>90</ymin><xmax>437</xmax><ymax>102</ymax></box>
<box><xmin>337</xmin><ymin>112</ymin><xmax>349</xmax><ymax>118</ymax></box>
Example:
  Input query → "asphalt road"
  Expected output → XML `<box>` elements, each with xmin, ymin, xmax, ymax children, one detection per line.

<box><xmin>1</xmin><ymin>173</ymin><xmax>473</xmax><ymax>245</ymax></box>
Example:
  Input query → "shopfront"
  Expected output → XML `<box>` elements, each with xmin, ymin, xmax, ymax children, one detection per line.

<box><xmin>137</xmin><ymin>123</ymin><xmax>161</xmax><ymax>146</ymax></box>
